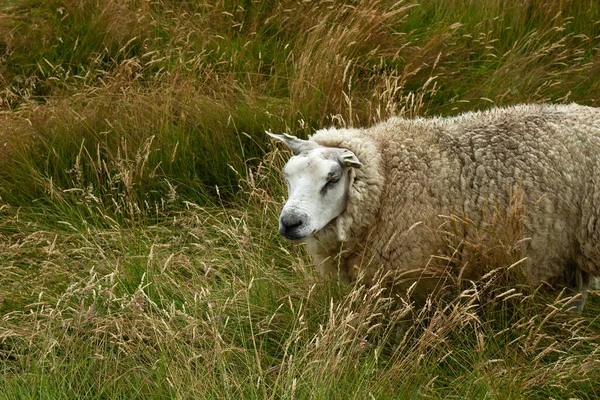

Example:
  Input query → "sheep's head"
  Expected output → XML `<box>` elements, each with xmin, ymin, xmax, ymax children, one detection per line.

<box><xmin>268</xmin><ymin>132</ymin><xmax>362</xmax><ymax>241</ymax></box>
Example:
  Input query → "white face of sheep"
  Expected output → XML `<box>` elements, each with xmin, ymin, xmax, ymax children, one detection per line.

<box><xmin>268</xmin><ymin>133</ymin><xmax>362</xmax><ymax>241</ymax></box>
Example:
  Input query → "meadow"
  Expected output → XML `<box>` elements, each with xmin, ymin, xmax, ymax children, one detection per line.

<box><xmin>1</xmin><ymin>0</ymin><xmax>600</xmax><ymax>398</ymax></box>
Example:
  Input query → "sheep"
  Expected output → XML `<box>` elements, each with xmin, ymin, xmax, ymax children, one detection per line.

<box><xmin>268</xmin><ymin>104</ymin><xmax>600</xmax><ymax>309</ymax></box>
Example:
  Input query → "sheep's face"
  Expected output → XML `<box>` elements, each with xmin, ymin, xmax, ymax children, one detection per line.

<box><xmin>267</xmin><ymin>133</ymin><xmax>361</xmax><ymax>241</ymax></box>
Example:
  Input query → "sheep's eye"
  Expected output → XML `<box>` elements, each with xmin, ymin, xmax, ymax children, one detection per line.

<box><xmin>321</xmin><ymin>174</ymin><xmax>340</xmax><ymax>195</ymax></box>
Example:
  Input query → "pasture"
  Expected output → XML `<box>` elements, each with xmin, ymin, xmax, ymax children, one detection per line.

<box><xmin>1</xmin><ymin>1</ymin><xmax>600</xmax><ymax>398</ymax></box>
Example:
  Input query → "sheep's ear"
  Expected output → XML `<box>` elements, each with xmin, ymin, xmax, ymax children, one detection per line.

<box><xmin>338</xmin><ymin>149</ymin><xmax>362</xmax><ymax>169</ymax></box>
<box><xmin>266</xmin><ymin>131</ymin><xmax>318</xmax><ymax>155</ymax></box>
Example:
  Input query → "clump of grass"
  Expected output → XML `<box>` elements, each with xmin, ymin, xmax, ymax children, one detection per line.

<box><xmin>437</xmin><ymin>187</ymin><xmax>529</xmax><ymax>286</ymax></box>
<box><xmin>0</xmin><ymin>81</ymin><xmax>285</xmax><ymax>222</ymax></box>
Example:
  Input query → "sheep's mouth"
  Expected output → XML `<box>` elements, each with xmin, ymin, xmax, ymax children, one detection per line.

<box><xmin>281</xmin><ymin>232</ymin><xmax>307</xmax><ymax>242</ymax></box>
<box><xmin>279</xmin><ymin>227</ymin><xmax>318</xmax><ymax>242</ymax></box>
<box><xmin>278</xmin><ymin>224</ymin><xmax>312</xmax><ymax>242</ymax></box>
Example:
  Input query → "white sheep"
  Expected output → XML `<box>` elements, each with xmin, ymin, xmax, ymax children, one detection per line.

<box><xmin>268</xmin><ymin>104</ymin><xmax>600</xmax><ymax>308</ymax></box>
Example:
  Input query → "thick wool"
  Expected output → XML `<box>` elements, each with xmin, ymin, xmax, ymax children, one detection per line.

<box><xmin>305</xmin><ymin>104</ymin><xmax>600</xmax><ymax>290</ymax></box>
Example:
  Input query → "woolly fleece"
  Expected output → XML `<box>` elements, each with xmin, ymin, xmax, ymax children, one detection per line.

<box><xmin>305</xmin><ymin>104</ymin><xmax>600</xmax><ymax>290</ymax></box>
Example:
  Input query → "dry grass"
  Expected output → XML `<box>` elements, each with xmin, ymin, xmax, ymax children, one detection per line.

<box><xmin>1</xmin><ymin>0</ymin><xmax>600</xmax><ymax>398</ymax></box>
<box><xmin>1</xmin><ymin>151</ymin><xmax>600</xmax><ymax>398</ymax></box>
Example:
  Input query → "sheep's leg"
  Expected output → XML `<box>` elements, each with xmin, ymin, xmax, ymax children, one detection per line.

<box><xmin>569</xmin><ymin>269</ymin><xmax>590</xmax><ymax>312</ymax></box>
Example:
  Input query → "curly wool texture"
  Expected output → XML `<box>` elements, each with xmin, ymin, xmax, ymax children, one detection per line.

<box><xmin>306</xmin><ymin>104</ymin><xmax>600</xmax><ymax>287</ymax></box>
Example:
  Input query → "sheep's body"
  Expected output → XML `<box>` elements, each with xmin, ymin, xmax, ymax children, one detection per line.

<box><xmin>305</xmin><ymin>104</ymin><xmax>600</xmax><ymax>293</ymax></box>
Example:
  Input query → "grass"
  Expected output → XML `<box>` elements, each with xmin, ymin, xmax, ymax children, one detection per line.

<box><xmin>1</xmin><ymin>0</ymin><xmax>600</xmax><ymax>398</ymax></box>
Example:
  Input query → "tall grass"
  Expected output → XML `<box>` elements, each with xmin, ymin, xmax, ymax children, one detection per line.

<box><xmin>2</xmin><ymin>0</ymin><xmax>599</xmax><ymax>214</ymax></box>
<box><xmin>1</xmin><ymin>153</ymin><xmax>599</xmax><ymax>398</ymax></box>
<box><xmin>1</xmin><ymin>0</ymin><xmax>600</xmax><ymax>398</ymax></box>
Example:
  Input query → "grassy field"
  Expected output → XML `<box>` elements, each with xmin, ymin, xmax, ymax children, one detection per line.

<box><xmin>1</xmin><ymin>0</ymin><xmax>600</xmax><ymax>398</ymax></box>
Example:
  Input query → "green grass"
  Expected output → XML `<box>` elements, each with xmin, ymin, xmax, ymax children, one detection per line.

<box><xmin>1</xmin><ymin>0</ymin><xmax>600</xmax><ymax>398</ymax></box>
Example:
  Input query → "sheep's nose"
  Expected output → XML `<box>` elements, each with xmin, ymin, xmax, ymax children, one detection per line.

<box><xmin>279</xmin><ymin>212</ymin><xmax>307</xmax><ymax>240</ymax></box>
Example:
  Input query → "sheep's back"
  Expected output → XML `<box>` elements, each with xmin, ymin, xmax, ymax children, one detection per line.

<box><xmin>360</xmin><ymin>104</ymin><xmax>600</xmax><ymax>283</ymax></box>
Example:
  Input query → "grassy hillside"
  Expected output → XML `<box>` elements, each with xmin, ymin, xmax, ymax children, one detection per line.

<box><xmin>1</xmin><ymin>0</ymin><xmax>600</xmax><ymax>398</ymax></box>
